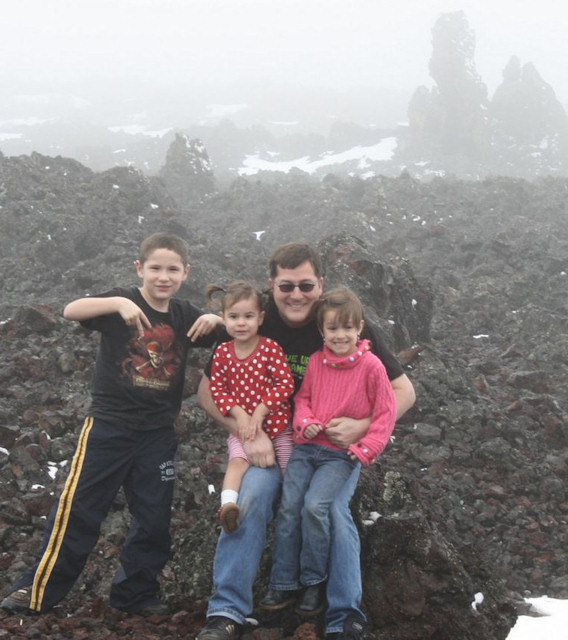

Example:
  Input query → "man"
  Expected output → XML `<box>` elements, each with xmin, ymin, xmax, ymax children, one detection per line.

<box><xmin>196</xmin><ymin>243</ymin><xmax>415</xmax><ymax>640</ymax></box>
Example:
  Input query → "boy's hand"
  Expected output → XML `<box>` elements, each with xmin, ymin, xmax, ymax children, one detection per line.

<box><xmin>117</xmin><ymin>299</ymin><xmax>152</xmax><ymax>338</ymax></box>
<box><xmin>304</xmin><ymin>423</ymin><xmax>323</xmax><ymax>439</ymax></box>
<box><xmin>187</xmin><ymin>313</ymin><xmax>223</xmax><ymax>341</ymax></box>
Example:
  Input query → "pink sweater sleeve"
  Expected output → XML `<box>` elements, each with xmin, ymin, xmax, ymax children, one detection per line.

<box><xmin>348</xmin><ymin>359</ymin><xmax>397</xmax><ymax>466</ymax></box>
<box><xmin>292</xmin><ymin>358</ymin><xmax>323</xmax><ymax>443</ymax></box>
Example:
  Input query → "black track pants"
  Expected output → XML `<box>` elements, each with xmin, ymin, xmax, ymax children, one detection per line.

<box><xmin>13</xmin><ymin>416</ymin><xmax>177</xmax><ymax>613</ymax></box>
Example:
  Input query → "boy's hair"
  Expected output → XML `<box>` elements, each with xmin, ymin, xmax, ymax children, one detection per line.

<box><xmin>269</xmin><ymin>243</ymin><xmax>322</xmax><ymax>279</ymax></box>
<box><xmin>139</xmin><ymin>233</ymin><xmax>189</xmax><ymax>266</ymax></box>
<box><xmin>315</xmin><ymin>287</ymin><xmax>364</xmax><ymax>332</ymax></box>
<box><xmin>206</xmin><ymin>280</ymin><xmax>266</xmax><ymax>313</ymax></box>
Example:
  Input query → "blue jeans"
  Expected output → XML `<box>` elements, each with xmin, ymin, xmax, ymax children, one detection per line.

<box><xmin>207</xmin><ymin>464</ymin><xmax>282</xmax><ymax>625</ymax></box>
<box><xmin>206</xmin><ymin>453</ymin><xmax>365</xmax><ymax>634</ymax></box>
<box><xmin>270</xmin><ymin>444</ymin><xmax>359</xmax><ymax>589</ymax></box>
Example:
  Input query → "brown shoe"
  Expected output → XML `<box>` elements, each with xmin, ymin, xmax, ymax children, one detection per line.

<box><xmin>217</xmin><ymin>503</ymin><xmax>240</xmax><ymax>533</ymax></box>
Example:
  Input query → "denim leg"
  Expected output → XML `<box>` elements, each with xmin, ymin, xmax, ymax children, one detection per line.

<box><xmin>300</xmin><ymin>449</ymin><xmax>358</xmax><ymax>586</ymax></box>
<box><xmin>269</xmin><ymin>445</ymin><xmax>316</xmax><ymax>590</ymax></box>
<box><xmin>207</xmin><ymin>464</ymin><xmax>282</xmax><ymax>625</ymax></box>
<box><xmin>325</xmin><ymin>463</ymin><xmax>365</xmax><ymax>634</ymax></box>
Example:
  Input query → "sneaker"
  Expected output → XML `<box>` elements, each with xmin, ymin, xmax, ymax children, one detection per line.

<box><xmin>326</xmin><ymin>615</ymin><xmax>367</xmax><ymax>640</ymax></box>
<box><xmin>217</xmin><ymin>503</ymin><xmax>240</xmax><ymax>534</ymax></box>
<box><xmin>196</xmin><ymin>615</ymin><xmax>241</xmax><ymax>640</ymax></box>
<box><xmin>1</xmin><ymin>587</ymin><xmax>32</xmax><ymax>614</ymax></box>
<box><xmin>259</xmin><ymin>588</ymin><xmax>297</xmax><ymax>611</ymax></box>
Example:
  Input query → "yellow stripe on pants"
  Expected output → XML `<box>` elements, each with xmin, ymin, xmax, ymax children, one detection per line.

<box><xmin>30</xmin><ymin>417</ymin><xmax>94</xmax><ymax>612</ymax></box>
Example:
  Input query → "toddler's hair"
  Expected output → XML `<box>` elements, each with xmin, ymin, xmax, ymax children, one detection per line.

<box><xmin>315</xmin><ymin>287</ymin><xmax>364</xmax><ymax>332</ymax></box>
<box><xmin>139</xmin><ymin>232</ymin><xmax>189</xmax><ymax>266</ymax></box>
<box><xmin>206</xmin><ymin>280</ymin><xmax>266</xmax><ymax>313</ymax></box>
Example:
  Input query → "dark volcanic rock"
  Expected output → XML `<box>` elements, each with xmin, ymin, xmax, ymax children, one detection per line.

<box><xmin>2</xmin><ymin>152</ymin><xmax>567</xmax><ymax>638</ymax></box>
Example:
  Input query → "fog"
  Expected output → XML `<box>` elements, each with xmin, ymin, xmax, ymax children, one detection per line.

<box><xmin>1</xmin><ymin>0</ymin><xmax>565</xmax><ymax>104</ymax></box>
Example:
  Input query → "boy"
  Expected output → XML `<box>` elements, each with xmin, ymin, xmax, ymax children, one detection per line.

<box><xmin>1</xmin><ymin>232</ymin><xmax>222</xmax><ymax>617</ymax></box>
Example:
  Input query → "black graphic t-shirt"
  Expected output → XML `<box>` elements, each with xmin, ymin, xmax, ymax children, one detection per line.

<box><xmin>81</xmin><ymin>287</ymin><xmax>216</xmax><ymax>430</ymax></box>
<box><xmin>206</xmin><ymin>299</ymin><xmax>404</xmax><ymax>398</ymax></box>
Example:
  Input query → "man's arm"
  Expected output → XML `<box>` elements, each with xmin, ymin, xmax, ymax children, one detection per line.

<box><xmin>325</xmin><ymin>372</ymin><xmax>415</xmax><ymax>449</ymax></box>
<box><xmin>391</xmin><ymin>372</ymin><xmax>416</xmax><ymax>419</ymax></box>
<box><xmin>197</xmin><ymin>376</ymin><xmax>276</xmax><ymax>467</ymax></box>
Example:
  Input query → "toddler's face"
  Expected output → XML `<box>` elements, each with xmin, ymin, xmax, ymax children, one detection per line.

<box><xmin>223</xmin><ymin>297</ymin><xmax>264</xmax><ymax>345</ymax></box>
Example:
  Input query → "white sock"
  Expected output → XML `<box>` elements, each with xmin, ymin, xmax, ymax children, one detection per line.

<box><xmin>221</xmin><ymin>489</ymin><xmax>239</xmax><ymax>506</ymax></box>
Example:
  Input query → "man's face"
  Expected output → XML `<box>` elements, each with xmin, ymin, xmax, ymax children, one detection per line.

<box><xmin>269</xmin><ymin>261</ymin><xmax>323</xmax><ymax>328</ymax></box>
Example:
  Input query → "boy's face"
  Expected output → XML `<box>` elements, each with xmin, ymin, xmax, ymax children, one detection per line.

<box><xmin>269</xmin><ymin>260</ymin><xmax>323</xmax><ymax>328</ymax></box>
<box><xmin>136</xmin><ymin>248</ymin><xmax>190</xmax><ymax>310</ymax></box>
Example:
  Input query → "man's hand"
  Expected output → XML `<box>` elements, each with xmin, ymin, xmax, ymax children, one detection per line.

<box><xmin>243</xmin><ymin>430</ymin><xmax>275</xmax><ymax>468</ymax></box>
<box><xmin>187</xmin><ymin>313</ymin><xmax>223</xmax><ymax>341</ymax></box>
<box><xmin>325</xmin><ymin>417</ymin><xmax>371</xmax><ymax>449</ymax></box>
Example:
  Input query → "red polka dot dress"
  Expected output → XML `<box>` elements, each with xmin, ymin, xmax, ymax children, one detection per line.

<box><xmin>210</xmin><ymin>337</ymin><xmax>295</xmax><ymax>468</ymax></box>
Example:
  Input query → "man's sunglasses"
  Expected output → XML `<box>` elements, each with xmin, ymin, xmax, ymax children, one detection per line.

<box><xmin>274</xmin><ymin>282</ymin><xmax>317</xmax><ymax>293</ymax></box>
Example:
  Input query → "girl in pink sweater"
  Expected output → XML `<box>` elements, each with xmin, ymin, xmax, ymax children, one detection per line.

<box><xmin>260</xmin><ymin>287</ymin><xmax>397</xmax><ymax>617</ymax></box>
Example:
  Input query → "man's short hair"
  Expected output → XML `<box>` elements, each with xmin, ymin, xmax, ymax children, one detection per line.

<box><xmin>269</xmin><ymin>243</ymin><xmax>322</xmax><ymax>278</ymax></box>
<box><xmin>139</xmin><ymin>233</ymin><xmax>189</xmax><ymax>266</ymax></box>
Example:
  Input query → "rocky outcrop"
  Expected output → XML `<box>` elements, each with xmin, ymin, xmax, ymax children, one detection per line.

<box><xmin>159</xmin><ymin>133</ymin><xmax>216</xmax><ymax>205</ymax></box>
<box><xmin>406</xmin><ymin>11</ymin><xmax>489</xmax><ymax>158</ymax></box>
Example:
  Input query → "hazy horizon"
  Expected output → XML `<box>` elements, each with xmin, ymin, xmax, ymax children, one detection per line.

<box><xmin>1</xmin><ymin>0</ymin><xmax>566</xmax><ymax>106</ymax></box>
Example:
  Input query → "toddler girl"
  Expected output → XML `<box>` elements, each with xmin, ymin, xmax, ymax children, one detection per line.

<box><xmin>207</xmin><ymin>281</ymin><xmax>294</xmax><ymax>533</ymax></box>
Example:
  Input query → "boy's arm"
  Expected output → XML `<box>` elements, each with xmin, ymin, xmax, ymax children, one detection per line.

<box><xmin>187</xmin><ymin>313</ymin><xmax>224</xmax><ymax>342</ymax></box>
<box><xmin>63</xmin><ymin>296</ymin><xmax>151</xmax><ymax>337</ymax></box>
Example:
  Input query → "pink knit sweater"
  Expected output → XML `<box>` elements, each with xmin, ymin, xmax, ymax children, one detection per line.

<box><xmin>292</xmin><ymin>340</ymin><xmax>397</xmax><ymax>466</ymax></box>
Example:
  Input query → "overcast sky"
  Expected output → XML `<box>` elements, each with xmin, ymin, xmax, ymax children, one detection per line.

<box><xmin>1</xmin><ymin>0</ymin><xmax>566</xmax><ymax>102</ymax></box>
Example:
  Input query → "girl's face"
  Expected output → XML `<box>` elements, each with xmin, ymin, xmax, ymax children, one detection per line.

<box><xmin>223</xmin><ymin>297</ymin><xmax>265</xmax><ymax>344</ymax></box>
<box><xmin>321</xmin><ymin>310</ymin><xmax>363</xmax><ymax>357</ymax></box>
